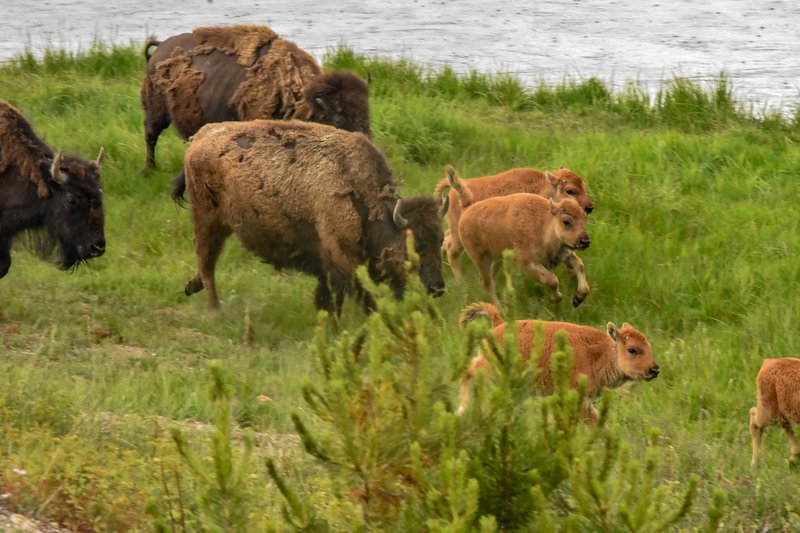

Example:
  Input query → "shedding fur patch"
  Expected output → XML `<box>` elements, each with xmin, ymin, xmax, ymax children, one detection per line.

<box><xmin>0</xmin><ymin>101</ymin><xmax>52</xmax><ymax>198</ymax></box>
<box><xmin>229</xmin><ymin>40</ymin><xmax>321</xmax><ymax>121</ymax></box>
<box><xmin>153</xmin><ymin>47</ymin><xmax>207</xmax><ymax>137</ymax></box>
<box><xmin>192</xmin><ymin>25</ymin><xmax>279</xmax><ymax>67</ymax></box>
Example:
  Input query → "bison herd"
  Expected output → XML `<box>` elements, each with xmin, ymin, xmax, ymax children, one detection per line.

<box><xmin>1</xmin><ymin>23</ymin><xmax>798</xmax><ymax>467</ymax></box>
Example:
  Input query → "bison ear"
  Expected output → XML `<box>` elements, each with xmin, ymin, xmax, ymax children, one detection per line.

<box><xmin>545</xmin><ymin>171</ymin><xmax>558</xmax><ymax>188</ymax></box>
<box><xmin>607</xmin><ymin>322</ymin><xmax>618</xmax><ymax>342</ymax></box>
<box><xmin>94</xmin><ymin>147</ymin><xmax>105</xmax><ymax>169</ymax></box>
<box><xmin>50</xmin><ymin>151</ymin><xmax>69</xmax><ymax>185</ymax></box>
<box><xmin>548</xmin><ymin>198</ymin><xmax>558</xmax><ymax>215</ymax></box>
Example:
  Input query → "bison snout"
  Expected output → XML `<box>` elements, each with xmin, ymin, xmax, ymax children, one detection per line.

<box><xmin>584</xmin><ymin>205</ymin><xmax>594</xmax><ymax>214</ymax></box>
<box><xmin>578</xmin><ymin>237</ymin><xmax>591</xmax><ymax>250</ymax></box>
<box><xmin>427</xmin><ymin>281</ymin><xmax>446</xmax><ymax>298</ymax></box>
<box><xmin>646</xmin><ymin>366</ymin><xmax>660</xmax><ymax>381</ymax></box>
<box><xmin>89</xmin><ymin>239</ymin><xmax>106</xmax><ymax>258</ymax></box>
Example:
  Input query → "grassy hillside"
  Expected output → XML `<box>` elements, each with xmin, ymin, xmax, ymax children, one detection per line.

<box><xmin>1</xmin><ymin>44</ymin><xmax>799</xmax><ymax>530</ymax></box>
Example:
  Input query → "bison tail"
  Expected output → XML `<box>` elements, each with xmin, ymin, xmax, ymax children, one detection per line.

<box><xmin>459</xmin><ymin>302</ymin><xmax>503</xmax><ymax>329</ymax></box>
<box><xmin>433</xmin><ymin>178</ymin><xmax>449</xmax><ymax>200</ymax></box>
<box><xmin>144</xmin><ymin>38</ymin><xmax>161</xmax><ymax>61</ymax></box>
<box><xmin>445</xmin><ymin>165</ymin><xmax>474</xmax><ymax>207</ymax></box>
<box><xmin>171</xmin><ymin>172</ymin><xmax>187</xmax><ymax>204</ymax></box>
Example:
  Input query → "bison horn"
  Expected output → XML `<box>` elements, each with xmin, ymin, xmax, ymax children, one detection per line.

<box><xmin>50</xmin><ymin>151</ymin><xmax>69</xmax><ymax>185</ymax></box>
<box><xmin>95</xmin><ymin>147</ymin><xmax>105</xmax><ymax>168</ymax></box>
<box><xmin>438</xmin><ymin>192</ymin><xmax>450</xmax><ymax>219</ymax></box>
<box><xmin>393</xmin><ymin>199</ymin><xmax>408</xmax><ymax>228</ymax></box>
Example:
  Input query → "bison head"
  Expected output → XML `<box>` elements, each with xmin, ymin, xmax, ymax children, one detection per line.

<box><xmin>389</xmin><ymin>195</ymin><xmax>449</xmax><ymax>297</ymax></box>
<box><xmin>549</xmin><ymin>197</ymin><xmax>590</xmax><ymax>251</ymax></box>
<box><xmin>45</xmin><ymin>149</ymin><xmax>106</xmax><ymax>269</ymax></box>
<box><xmin>305</xmin><ymin>71</ymin><xmax>371</xmax><ymax>136</ymax></box>
<box><xmin>607</xmin><ymin>322</ymin><xmax>660</xmax><ymax>382</ymax></box>
<box><xmin>547</xmin><ymin>167</ymin><xmax>594</xmax><ymax>214</ymax></box>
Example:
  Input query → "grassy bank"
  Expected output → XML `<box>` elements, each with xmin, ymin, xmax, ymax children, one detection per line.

<box><xmin>1</xmin><ymin>43</ymin><xmax>799</xmax><ymax>530</ymax></box>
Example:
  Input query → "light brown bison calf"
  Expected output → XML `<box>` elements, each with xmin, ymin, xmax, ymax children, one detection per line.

<box><xmin>435</xmin><ymin>165</ymin><xmax>593</xmax><ymax>278</ymax></box>
<box><xmin>750</xmin><ymin>357</ymin><xmax>800</xmax><ymax>467</ymax></box>
<box><xmin>456</xmin><ymin>302</ymin><xmax>660</xmax><ymax>422</ymax></box>
<box><xmin>449</xmin><ymin>168</ymin><xmax>591</xmax><ymax>307</ymax></box>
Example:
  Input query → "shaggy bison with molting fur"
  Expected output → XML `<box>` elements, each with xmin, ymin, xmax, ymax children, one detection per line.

<box><xmin>0</xmin><ymin>100</ymin><xmax>105</xmax><ymax>278</ymax></box>
<box><xmin>175</xmin><ymin>119</ymin><xmax>447</xmax><ymax>313</ymax></box>
<box><xmin>141</xmin><ymin>24</ymin><xmax>371</xmax><ymax>170</ymax></box>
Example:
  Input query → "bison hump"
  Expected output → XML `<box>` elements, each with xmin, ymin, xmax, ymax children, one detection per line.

<box><xmin>192</xmin><ymin>25</ymin><xmax>280</xmax><ymax>67</ymax></box>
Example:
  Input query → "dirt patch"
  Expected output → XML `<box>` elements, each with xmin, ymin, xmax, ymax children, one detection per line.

<box><xmin>0</xmin><ymin>508</ymin><xmax>71</xmax><ymax>533</ymax></box>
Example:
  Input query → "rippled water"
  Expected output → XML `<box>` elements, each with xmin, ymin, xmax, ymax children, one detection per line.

<box><xmin>3</xmin><ymin>0</ymin><xmax>799</xmax><ymax>113</ymax></box>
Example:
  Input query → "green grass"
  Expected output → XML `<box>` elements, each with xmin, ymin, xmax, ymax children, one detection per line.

<box><xmin>1</xmin><ymin>43</ymin><xmax>800</xmax><ymax>530</ymax></box>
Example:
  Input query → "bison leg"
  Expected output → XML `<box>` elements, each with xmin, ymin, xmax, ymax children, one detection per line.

<box><xmin>750</xmin><ymin>406</ymin><xmax>766</xmax><ymax>466</ymax></box>
<box><xmin>186</xmin><ymin>222</ymin><xmax>231</xmax><ymax>310</ymax></box>
<box><xmin>314</xmin><ymin>275</ymin><xmax>335</xmax><ymax>313</ymax></box>
<box><xmin>141</xmin><ymin>76</ymin><xmax>172</xmax><ymax>172</ymax></box>
<box><xmin>474</xmin><ymin>255</ymin><xmax>501</xmax><ymax>308</ymax></box>
<box><xmin>444</xmin><ymin>230</ymin><xmax>466</xmax><ymax>279</ymax></box>
<box><xmin>582</xmin><ymin>397</ymin><xmax>599</xmax><ymax>424</ymax></box>
<box><xmin>523</xmin><ymin>262</ymin><xmax>562</xmax><ymax>303</ymax></box>
<box><xmin>564</xmin><ymin>252</ymin><xmax>590</xmax><ymax>307</ymax></box>
<box><xmin>0</xmin><ymin>238</ymin><xmax>11</xmax><ymax>278</ymax></box>
<box><xmin>457</xmin><ymin>354</ymin><xmax>489</xmax><ymax>416</ymax></box>
<box><xmin>780</xmin><ymin>421</ymin><xmax>800</xmax><ymax>467</ymax></box>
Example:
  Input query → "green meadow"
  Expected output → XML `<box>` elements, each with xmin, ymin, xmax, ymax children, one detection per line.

<box><xmin>1</xmin><ymin>44</ymin><xmax>800</xmax><ymax>530</ymax></box>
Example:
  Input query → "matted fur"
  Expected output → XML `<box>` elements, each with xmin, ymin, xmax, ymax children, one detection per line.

<box><xmin>152</xmin><ymin>46</ymin><xmax>207</xmax><ymax>138</ymax></box>
<box><xmin>192</xmin><ymin>24</ymin><xmax>279</xmax><ymax>66</ymax></box>
<box><xmin>0</xmin><ymin>101</ymin><xmax>52</xmax><ymax>198</ymax></box>
<box><xmin>229</xmin><ymin>39</ymin><xmax>320</xmax><ymax>121</ymax></box>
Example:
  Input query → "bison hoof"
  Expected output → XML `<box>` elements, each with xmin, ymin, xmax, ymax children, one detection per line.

<box><xmin>573</xmin><ymin>296</ymin><xmax>585</xmax><ymax>307</ymax></box>
<box><xmin>791</xmin><ymin>456</ymin><xmax>800</xmax><ymax>468</ymax></box>
<box><xmin>184</xmin><ymin>279</ymin><xmax>204</xmax><ymax>296</ymax></box>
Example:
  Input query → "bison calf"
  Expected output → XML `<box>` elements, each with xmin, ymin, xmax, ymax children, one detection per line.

<box><xmin>457</xmin><ymin>302</ymin><xmax>660</xmax><ymax>422</ymax></box>
<box><xmin>436</xmin><ymin>165</ymin><xmax>593</xmax><ymax>279</ymax></box>
<box><xmin>141</xmin><ymin>24</ymin><xmax>370</xmax><ymax>170</ymax></box>
<box><xmin>178</xmin><ymin>119</ymin><xmax>447</xmax><ymax>313</ymax></box>
<box><xmin>0</xmin><ymin>100</ymin><xmax>105</xmax><ymax>278</ymax></box>
<box><xmin>448</xmin><ymin>167</ymin><xmax>591</xmax><ymax>307</ymax></box>
<box><xmin>750</xmin><ymin>357</ymin><xmax>800</xmax><ymax>467</ymax></box>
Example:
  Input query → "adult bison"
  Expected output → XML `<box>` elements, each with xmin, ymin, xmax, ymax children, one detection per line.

<box><xmin>175</xmin><ymin>119</ymin><xmax>448</xmax><ymax>313</ymax></box>
<box><xmin>0</xmin><ymin>100</ymin><xmax>105</xmax><ymax>278</ymax></box>
<box><xmin>141</xmin><ymin>24</ymin><xmax>371</xmax><ymax>170</ymax></box>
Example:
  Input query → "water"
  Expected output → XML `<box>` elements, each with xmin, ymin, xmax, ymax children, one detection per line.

<box><xmin>3</xmin><ymin>0</ymin><xmax>799</xmax><ymax>114</ymax></box>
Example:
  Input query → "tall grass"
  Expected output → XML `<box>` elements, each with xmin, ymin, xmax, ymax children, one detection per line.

<box><xmin>1</xmin><ymin>43</ymin><xmax>800</xmax><ymax>529</ymax></box>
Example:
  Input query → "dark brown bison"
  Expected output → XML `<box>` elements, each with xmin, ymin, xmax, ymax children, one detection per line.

<box><xmin>141</xmin><ymin>24</ymin><xmax>371</xmax><ymax>170</ymax></box>
<box><xmin>175</xmin><ymin>119</ymin><xmax>447</xmax><ymax>313</ymax></box>
<box><xmin>0</xmin><ymin>100</ymin><xmax>105</xmax><ymax>278</ymax></box>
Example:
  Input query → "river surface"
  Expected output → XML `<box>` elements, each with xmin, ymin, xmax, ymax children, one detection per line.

<box><xmin>2</xmin><ymin>0</ymin><xmax>799</xmax><ymax>114</ymax></box>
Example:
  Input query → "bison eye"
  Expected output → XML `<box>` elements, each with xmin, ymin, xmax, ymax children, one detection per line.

<box><xmin>566</xmin><ymin>189</ymin><xmax>575</xmax><ymax>196</ymax></box>
<box><xmin>627</xmin><ymin>347</ymin><xmax>637</xmax><ymax>355</ymax></box>
<box><xmin>562</xmin><ymin>219</ymin><xmax>571</xmax><ymax>227</ymax></box>
<box><xmin>66</xmin><ymin>194</ymin><xmax>78</xmax><ymax>208</ymax></box>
